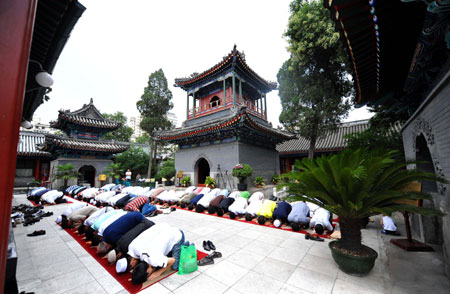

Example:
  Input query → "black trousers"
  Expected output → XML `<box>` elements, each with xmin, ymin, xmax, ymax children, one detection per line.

<box><xmin>4</xmin><ymin>257</ymin><xmax>18</xmax><ymax>294</ymax></box>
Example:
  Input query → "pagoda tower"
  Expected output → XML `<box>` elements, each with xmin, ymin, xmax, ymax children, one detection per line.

<box><xmin>40</xmin><ymin>99</ymin><xmax>129</xmax><ymax>188</ymax></box>
<box><xmin>158</xmin><ymin>46</ymin><xmax>293</xmax><ymax>188</ymax></box>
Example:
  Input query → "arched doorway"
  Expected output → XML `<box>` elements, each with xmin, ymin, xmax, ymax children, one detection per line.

<box><xmin>415</xmin><ymin>134</ymin><xmax>442</xmax><ymax>244</ymax></box>
<box><xmin>79</xmin><ymin>165</ymin><xmax>96</xmax><ymax>187</ymax></box>
<box><xmin>196</xmin><ymin>158</ymin><xmax>210</xmax><ymax>185</ymax></box>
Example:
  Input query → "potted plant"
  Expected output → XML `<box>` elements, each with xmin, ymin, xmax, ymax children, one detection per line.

<box><xmin>271</xmin><ymin>174</ymin><xmax>280</xmax><ymax>185</ymax></box>
<box><xmin>232</xmin><ymin>163</ymin><xmax>253</xmax><ymax>191</ymax></box>
<box><xmin>104</xmin><ymin>163</ymin><xmax>123</xmax><ymax>185</ymax></box>
<box><xmin>254</xmin><ymin>176</ymin><xmax>265</xmax><ymax>188</ymax></box>
<box><xmin>284</xmin><ymin>148</ymin><xmax>445</xmax><ymax>276</ymax></box>
<box><xmin>204</xmin><ymin>176</ymin><xmax>216</xmax><ymax>188</ymax></box>
<box><xmin>181</xmin><ymin>176</ymin><xmax>191</xmax><ymax>187</ymax></box>
<box><xmin>157</xmin><ymin>160</ymin><xmax>176</xmax><ymax>186</ymax></box>
<box><xmin>53</xmin><ymin>163</ymin><xmax>80</xmax><ymax>190</ymax></box>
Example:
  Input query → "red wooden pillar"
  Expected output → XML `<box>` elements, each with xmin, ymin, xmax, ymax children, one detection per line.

<box><xmin>34</xmin><ymin>158</ymin><xmax>41</xmax><ymax>180</ymax></box>
<box><xmin>0</xmin><ymin>0</ymin><xmax>37</xmax><ymax>291</ymax></box>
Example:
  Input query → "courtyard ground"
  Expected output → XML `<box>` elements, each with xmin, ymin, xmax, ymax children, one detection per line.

<box><xmin>12</xmin><ymin>194</ymin><xmax>450</xmax><ymax>294</ymax></box>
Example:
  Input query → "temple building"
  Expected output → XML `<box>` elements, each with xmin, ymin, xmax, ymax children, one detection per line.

<box><xmin>158</xmin><ymin>46</ymin><xmax>293</xmax><ymax>188</ymax></box>
<box><xmin>325</xmin><ymin>0</ymin><xmax>450</xmax><ymax>276</ymax></box>
<box><xmin>40</xmin><ymin>99</ymin><xmax>129</xmax><ymax>188</ymax></box>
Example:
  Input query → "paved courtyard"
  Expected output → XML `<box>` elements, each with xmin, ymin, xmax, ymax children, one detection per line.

<box><xmin>12</xmin><ymin>194</ymin><xmax>450</xmax><ymax>294</ymax></box>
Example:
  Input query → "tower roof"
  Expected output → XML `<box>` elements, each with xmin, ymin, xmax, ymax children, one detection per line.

<box><xmin>174</xmin><ymin>46</ymin><xmax>277</xmax><ymax>93</ymax></box>
<box><xmin>50</xmin><ymin>98</ymin><xmax>121</xmax><ymax>131</ymax></box>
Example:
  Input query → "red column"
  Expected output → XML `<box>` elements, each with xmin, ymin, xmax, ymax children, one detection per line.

<box><xmin>34</xmin><ymin>158</ymin><xmax>41</xmax><ymax>180</ymax></box>
<box><xmin>0</xmin><ymin>0</ymin><xmax>37</xmax><ymax>291</ymax></box>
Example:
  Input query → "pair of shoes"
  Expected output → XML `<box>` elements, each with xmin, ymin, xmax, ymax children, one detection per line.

<box><xmin>207</xmin><ymin>251</ymin><xmax>222</xmax><ymax>259</ymax></box>
<box><xmin>305</xmin><ymin>233</ymin><xmax>324</xmax><ymax>242</ymax></box>
<box><xmin>198</xmin><ymin>256</ymin><xmax>214</xmax><ymax>266</ymax></box>
<box><xmin>27</xmin><ymin>230</ymin><xmax>46</xmax><ymax>237</ymax></box>
<box><xmin>203</xmin><ymin>240</ymin><xmax>216</xmax><ymax>251</ymax></box>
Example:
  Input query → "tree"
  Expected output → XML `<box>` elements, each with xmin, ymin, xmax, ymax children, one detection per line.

<box><xmin>104</xmin><ymin>163</ymin><xmax>123</xmax><ymax>183</ymax></box>
<box><xmin>102</xmin><ymin>112</ymin><xmax>134</xmax><ymax>142</ymax></box>
<box><xmin>135</xmin><ymin>134</ymin><xmax>151</xmax><ymax>144</ymax></box>
<box><xmin>136</xmin><ymin>69</ymin><xmax>174</xmax><ymax>178</ymax></box>
<box><xmin>53</xmin><ymin>163</ymin><xmax>79</xmax><ymax>188</ymax></box>
<box><xmin>278</xmin><ymin>0</ymin><xmax>352</xmax><ymax>158</ymax></box>
<box><xmin>114</xmin><ymin>146</ymin><xmax>150</xmax><ymax>177</ymax></box>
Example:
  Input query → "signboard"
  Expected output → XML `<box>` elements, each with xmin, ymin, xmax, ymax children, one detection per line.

<box><xmin>77</xmin><ymin>132</ymin><xmax>99</xmax><ymax>140</ymax></box>
<box><xmin>98</xmin><ymin>174</ymin><xmax>106</xmax><ymax>181</ymax></box>
<box><xmin>394</xmin><ymin>182</ymin><xmax>422</xmax><ymax>207</ymax></box>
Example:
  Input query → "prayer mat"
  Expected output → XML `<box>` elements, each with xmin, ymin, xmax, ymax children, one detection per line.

<box><xmin>61</xmin><ymin>225</ymin><xmax>207</xmax><ymax>294</ymax></box>
<box><xmin>175</xmin><ymin>205</ymin><xmax>339</xmax><ymax>239</ymax></box>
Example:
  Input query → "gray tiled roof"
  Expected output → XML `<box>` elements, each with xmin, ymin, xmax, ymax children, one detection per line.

<box><xmin>276</xmin><ymin>120</ymin><xmax>369</xmax><ymax>154</ymax></box>
<box><xmin>40</xmin><ymin>134</ymin><xmax>129</xmax><ymax>154</ymax></box>
<box><xmin>17</xmin><ymin>131</ymin><xmax>51</xmax><ymax>157</ymax></box>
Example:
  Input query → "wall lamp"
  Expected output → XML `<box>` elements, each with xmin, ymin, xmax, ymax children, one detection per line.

<box><xmin>26</xmin><ymin>60</ymin><xmax>54</xmax><ymax>92</ymax></box>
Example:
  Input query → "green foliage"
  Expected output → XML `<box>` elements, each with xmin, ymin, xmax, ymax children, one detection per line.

<box><xmin>283</xmin><ymin>148</ymin><xmax>446</xmax><ymax>251</ymax></box>
<box><xmin>102</xmin><ymin>112</ymin><xmax>134</xmax><ymax>142</ymax></box>
<box><xmin>254</xmin><ymin>176</ymin><xmax>265</xmax><ymax>186</ymax></box>
<box><xmin>156</xmin><ymin>160</ymin><xmax>176</xmax><ymax>180</ymax></box>
<box><xmin>53</xmin><ymin>163</ymin><xmax>79</xmax><ymax>187</ymax></box>
<box><xmin>205</xmin><ymin>176</ymin><xmax>216</xmax><ymax>188</ymax></box>
<box><xmin>232</xmin><ymin>163</ymin><xmax>253</xmax><ymax>182</ymax></box>
<box><xmin>136</xmin><ymin>134</ymin><xmax>151</xmax><ymax>144</ymax></box>
<box><xmin>114</xmin><ymin>146</ymin><xmax>149</xmax><ymax>176</ymax></box>
<box><xmin>181</xmin><ymin>176</ymin><xmax>191</xmax><ymax>186</ymax></box>
<box><xmin>271</xmin><ymin>174</ymin><xmax>280</xmax><ymax>184</ymax></box>
<box><xmin>137</xmin><ymin>69</ymin><xmax>174</xmax><ymax>136</ymax></box>
<box><xmin>278</xmin><ymin>0</ymin><xmax>352</xmax><ymax>157</ymax></box>
<box><xmin>104</xmin><ymin>163</ymin><xmax>123</xmax><ymax>180</ymax></box>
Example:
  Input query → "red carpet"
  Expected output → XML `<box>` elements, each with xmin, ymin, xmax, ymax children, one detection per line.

<box><xmin>62</xmin><ymin>226</ymin><xmax>207</xmax><ymax>294</ymax></box>
<box><xmin>175</xmin><ymin>205</ymin><xmax>338</xmax><ymax>239</ymax></box>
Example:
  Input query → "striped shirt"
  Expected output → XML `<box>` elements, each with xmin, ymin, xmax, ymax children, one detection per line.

<box><xmin>125</xmin><ymin>195</ymin><xmax>149</xmax><ymax>212</ymax></box>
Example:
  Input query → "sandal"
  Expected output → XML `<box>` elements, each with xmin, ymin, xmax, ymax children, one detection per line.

<box><xmin>198</xmin><ymin>256</ymin><xmax>214</xmax><ymax>266</ymax></box>
<box><xmin>27</xmin><ymin>230</ymin><xmax>46</xmax><ymax>237</ymax></box>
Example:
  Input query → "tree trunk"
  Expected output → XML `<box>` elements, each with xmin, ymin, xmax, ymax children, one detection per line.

<box><xmin>152</xmin><ymin>140</ymin><xmax>158</xmax><ymax>174</ymax></box>
<box><xmin>308</xmin><ymin>136</ymin><xmax>317</xmax><ymax>159</ymax></box>
<box><xmin>339</xmin><ymin>217</ymin><xmax>362</xmax><ymax>252</ymax></box>
<box><xmin>147</xmin><ymin>139</ymin><xmax>153</xmax><ymax>179</ymax></box>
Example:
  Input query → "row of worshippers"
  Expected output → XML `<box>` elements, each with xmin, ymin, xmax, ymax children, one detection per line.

<box><xmin>56</xmin><ymin>202</ymin><xmax>190</xmax><ymax>284</ymax></box>
<box><xmin>28</xmin><ymin>187</ymin><xmax>65</xmax><ymax>205</ymax></box>
<box><xmin>165</xmin><ymin>186</ymin><xmax>334</xmax><ymax>235</ymax></box>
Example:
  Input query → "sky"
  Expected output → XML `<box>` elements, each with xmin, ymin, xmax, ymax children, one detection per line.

<box><xmin>34</xmin><ymin>0</ymin><xmax>373</xmax><ymax>128</ymax></box>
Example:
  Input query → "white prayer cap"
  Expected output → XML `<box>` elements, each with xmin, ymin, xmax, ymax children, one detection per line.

<box><xmin>274</xmin><ymin>219</ymin><xmax>281</xmax><ymax>228</ymax></box>
<box><xmin>107</xmin><ymin>250</ymin><xmax>117</xmax><ymax>264</ymax></box>
<box><xmin>116</xmin><ymin>258</ymin><xmax>127</xmax><ymax>273</ymax></box>
<box><xmin>56</xmin><ymin>216</ymin><xmax>62</xmax><ymax>224</ymax></box>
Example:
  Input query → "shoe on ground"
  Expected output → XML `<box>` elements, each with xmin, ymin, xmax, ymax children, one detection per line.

<box><xmin>207</xmin><ymin>240</ymin><xmax>216</xmax><ymax>251</ymax></box>
<box><xmin>203</xmin><ymin>240</ymin><xmax>211</xmax><ymax>251</ymax></box>
<box><xmin>27</xmin><ymin>230</ymin><xmax>46</xmax><ymax>237</ymax></box>
<box><xmin>198</xmin><ymin>256</ymin><xmax>214</xmax><ymax>266</ymax></box>
<box><xmin>207</xmin><ymin>251</ymin><xmax>222</xmax><ymax>259</ymax></box>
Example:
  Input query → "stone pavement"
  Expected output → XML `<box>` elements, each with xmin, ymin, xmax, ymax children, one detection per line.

<box><xmin>12</xmin><ymin>194</ymin><xmax>450</xmax><ymax>294</ymax></box>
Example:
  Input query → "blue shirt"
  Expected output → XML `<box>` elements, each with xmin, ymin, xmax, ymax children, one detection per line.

<box><xmin>102</xmin><ymin>211</ymin><xmax>145</xmax><ymax>244</ymax></box>
<box><xmin>190</xmin><ymin>193</ymin><xmax>204</xmax><ymax>205</ymax></box>
<box><xmin>287</xmin><ymin>202</ymin><xmax>310</xmax><ymax>224</ymax></box>
<box><xmin>272</xmin><ymin>201</ymin><xmax>292</xmax><ymax>221</ymax></box>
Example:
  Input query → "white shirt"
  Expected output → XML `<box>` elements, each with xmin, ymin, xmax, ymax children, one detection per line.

<box><xmin>245</xmin><ymin>192</ymin><xmax>264</xmax><ymax>216</ymax></box>
<box><xmin>185</xmin><ymin>186</ymin><xmax>196</xmax><ymax>194</ymax></box>
<box><xmin>80</xmin><ymin>188</ymin><xmax>99</xmax><ymax>198</ymax></box>
<box><xmin>128</xmin><ymin>223</ymin><xmax>182</xmax><ymax>268</ymax></box>
<box><xmin>306</xmin><ymin>202</ymin><xmax>321</xmax><ymax>218</ymax></box>
<box><xmin>84</xmin><ymin>206</ymin><xmax>114</xmax><ymax>227</ymax></box>
<box><xmin>97</xmin><ymin>210</ymin><xmax>127</xmax><ymax>236</ymax></box>
<box><xmin>228</xmin><ymin>196</ymin><xmax>248</xmax><ymax>215</ymax></box>
<box><xmin>62</xmin><ymin>202</ymin><xmax>88</xmax><ymax>216</ymax></box>
<box><xmin>228</xmin><ymin>191</ymin><xmax>241</xmax><ymax>199</ymax></box>
<box><xmin>95</xmin><ymin>191</ymin><xmax>116</xmax><ymax>202</ymax></box>
<box><xmin>41</xmin><ymin>190</ymin><xmax>63</xmax><ymax>203</ymax></box>
<box><xmin>309</xmin><ymin>208</ymin><xmax>333</xmax><ymax>231</ymax></box>
<box><xmin>197</xmin><ymin>188</ymin><xmax>221</xmax><ymax>208</ymax></box>
<box><xmin>100</xmin><ymin>183</ymin><xmax>115</xmax><ymax>191</ymax></box>
<box><xmin>108</xmin><ymin>193</ymin><xmax>128</xmax><ymax>206</ymax></box>
<box><xmin>382</xmin><ymin>216</ymin><xmax>397</xmax><ymax>231</ymax></box>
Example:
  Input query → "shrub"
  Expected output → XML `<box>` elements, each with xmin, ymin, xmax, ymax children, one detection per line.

<box><xmin>232</xmin><ymin>163</ymin><xmax>253</xmax><ymax>183</ymax></box>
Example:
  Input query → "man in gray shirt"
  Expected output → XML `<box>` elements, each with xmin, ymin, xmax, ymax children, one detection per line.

<box><xmin>287</xmin><ymin>201</ymin><xmax>310</xmax><ymax>231</ymax></box>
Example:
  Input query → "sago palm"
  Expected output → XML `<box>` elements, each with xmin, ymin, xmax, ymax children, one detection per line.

<box><xmin>284</xmin><ymin>149</ymin><xmax>446</xmax><ymax>253</ymax></box>
<box><xmin>53</xmin><ymin>163</ymin><xmax>80</xmax><ymax>188</ymax></box>
<box><xmin>104</xmin><ymin>163</ymin><xmax>124</xmax><ymax>182</ymax></box>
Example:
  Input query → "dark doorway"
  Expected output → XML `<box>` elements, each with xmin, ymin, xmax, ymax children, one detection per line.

<box><xmin>416</xmin><ymin>135</ymin><xmax>438</xmax><ymax>193</ymax></box>
<box><xmin>196</xmin><ymin>158</ymin><xmax>210</xmax><ymax>185</ymax></box>
<box><xmin>79</xmin><ymin>165</ymin><xmax>96</xmax><ymax>187</ymax></box>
